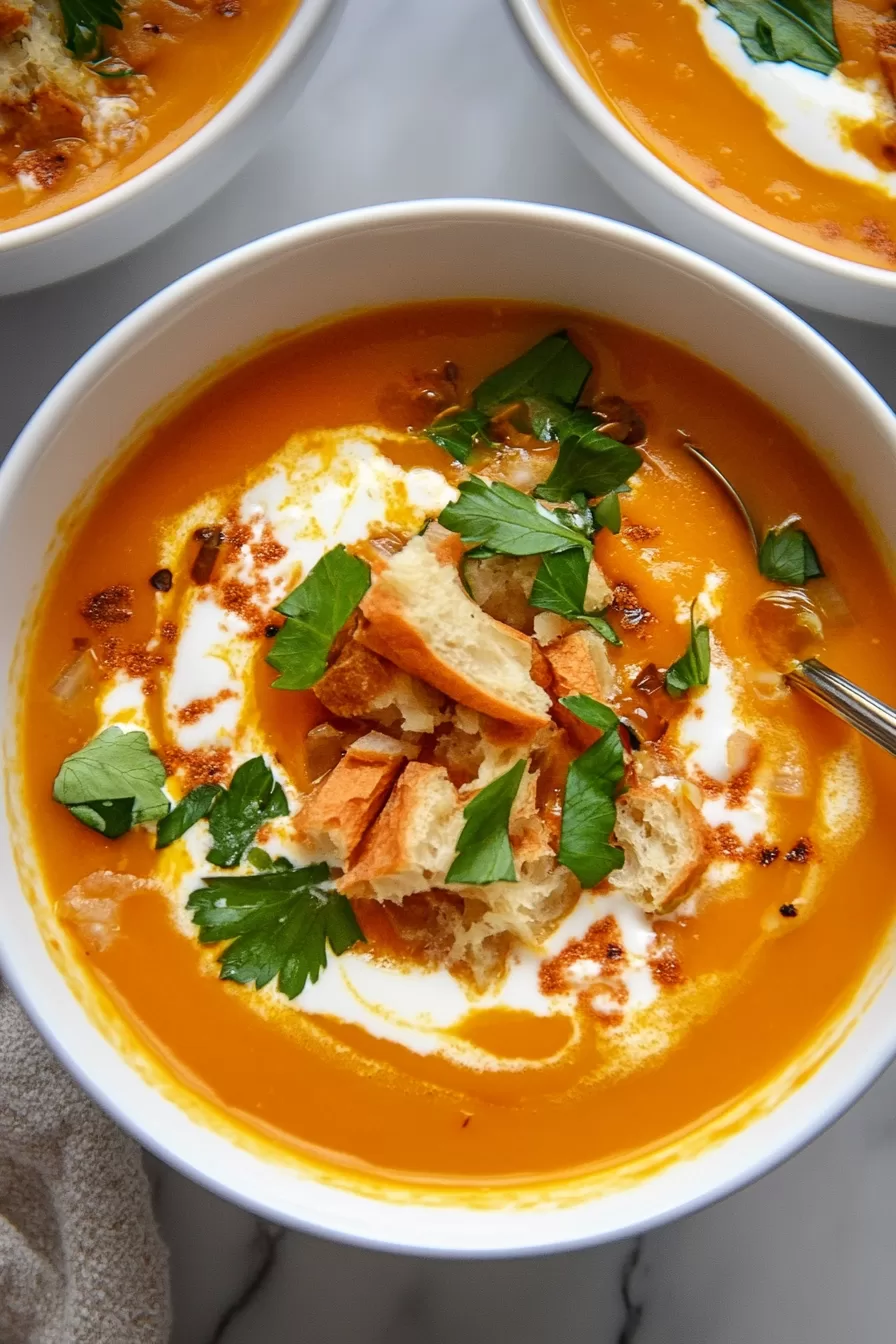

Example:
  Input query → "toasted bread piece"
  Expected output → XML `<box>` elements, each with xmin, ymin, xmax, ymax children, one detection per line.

<box><xmin>358</xmin><ymin>534</ymin><xmax>551</xmax><ymax>730</ymax></box>
<box><xmin>585</xmin><ymin>558</ymin><xmax>613</xmax><ymax>613</ymax></box>
<box><xmin>294</xmin><ymin>732</ymin><xmax>408</xmax><ymax>868</ymax></box>
<box><xmin>609</xmin><ymin>779</ymin><xmax>709</xmax><ymax>914</ymax></box>
<box><xmin>340</xmin><ymin>762</ymin><xmax>464</xmax><ymax>901</ymax></box>
<box><xmin>465</xmin><ymin>553</ymin><xmax>540</xmax><ymax>633</ymax></box>
<box><xmin>544</xmin><ymin>628</ymin><xmax>618</xmax><ymax>746</ymax></box>
<box><xmin>314</xmin><ymin>637</ymin><xmax>445</xmax><ymax>733</ymax></box>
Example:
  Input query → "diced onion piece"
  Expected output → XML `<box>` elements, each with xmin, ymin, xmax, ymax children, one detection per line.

<box><xmin>726</xmin><ymin>729</ymin><xmax>758</xmax><ymax>777</ymax></box>
<box><xmin>50</xmin><ymin>647</ymin><xmax>98</xmax><ymax>702</ymax></box>
<box><xmin>770</xmin><ymin>759</ymin><xmax>807</xmax><ymax>798</ymax></box>
<box><xmin>58</xmin><ymin>871</ymin><xmax>161</xmax><ymax>952</ymax></box>
<box><xmin>304</xmin><ymin>723</ymin><xmax>363</xmax><ymax>783</ymax></box>
<box><xmin>812</xmin><ymin>577</ymin><xmax>853</xmax><ymax>630</ymax></box>
<box><xmin>751</xmin><ymin>669</ymin><xmax>788</xmax><ymax>702</ymax></box>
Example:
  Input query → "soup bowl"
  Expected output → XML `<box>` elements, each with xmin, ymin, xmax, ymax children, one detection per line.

<box><xmin>0</xmin><ymin>0</ymin><xmax>343</xmax><ymax>295</ymax></box>
<box><xmin>2</xmin><ymin>200</ymin><xmax>896</xmax><ymax>1254</ymax></box>
<box><xmin>506</xmin><ymin>0</ymin><xmax>896</xmax><ymax>324</ymax></box>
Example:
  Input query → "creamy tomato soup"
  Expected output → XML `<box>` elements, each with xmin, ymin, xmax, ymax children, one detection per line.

<box><xmin>550</xmin><ymin>0</ymin><xmax>896</xmax><ymax>269</ymax></box>
<box><xmin>18</xmin><ymin>302</ymin><xmax>896</xmax><ymax>1189</ymax></box>
<box><xmin>0</xmin><ymin>0</ymin><xmax>299</xmax><ymax>230</ymax></box>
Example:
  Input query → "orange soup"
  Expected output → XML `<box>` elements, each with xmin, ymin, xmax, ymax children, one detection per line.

<box><xmin>0</xmin><ymin>0</ymin><xmax>299</xmax><ymax>230</ymax></box>
<box><xmin>550</xmin><ymin>0</ymin><xmax>896</xmax><ymax>269</ymax></box>
<box><xmin>18</xmin><ymin>301</ymin><xmax>896</xmax><ymax>1190</ymax></box>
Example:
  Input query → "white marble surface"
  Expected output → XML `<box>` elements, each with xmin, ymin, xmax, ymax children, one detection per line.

<box><xmin>4</xmin><ymin>0</ymin><xmax>896</xmax><ymax>1337</ymax></box>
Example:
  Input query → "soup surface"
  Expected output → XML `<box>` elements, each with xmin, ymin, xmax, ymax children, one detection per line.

<box><xmin>0</xmin><ymin>0</ymin><xmax>298</xmax><ymax>230</ymax></box>
<box><xmin>19</xmin><ymin>301</ymin><xmax>896</xmax><ymax>1190</ymax></box>
<box><xmin>550</xmin><ymin>0</ymin><xmax>896</xmax><ymax>269</ymax></box>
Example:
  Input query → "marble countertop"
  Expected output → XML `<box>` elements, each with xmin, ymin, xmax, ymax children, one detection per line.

<box><xmin>3</xmin><ymin>0</ymin><xmax>896</xmax><ymax>1338</ymax></box>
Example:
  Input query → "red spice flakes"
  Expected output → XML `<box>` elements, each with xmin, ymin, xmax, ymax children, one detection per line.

<box><xmin>162</xmin><ymin>745</ymin><xmax>232</xmax><ymax>790</ymax></box>
<box><xmin>785</xmin><ymin>837</ymin><xmax>812</xmax><ymax>864</ymax></box>
<box><xmin>177</xmin><ymin>690</ymin><xmax>236</xmax><ymax>725</ymax></box>
<box><xmin>160</xmin><ymin>620</ymin><xmax>178</xmax><ymax>644</ymax></box>
<box><xmin>80</xmin><ymin>584</ymin><xmax>133</xmax><ymax>632</ymax></box>
<box><xmin>15</xmin><ymin>148</ymin><xmax>69</xmax><ymax>190</ymax></box>
<box><xmin>217</xmin><ymin>579</ymin><xmax>267</xmax><ymax>637</ymax></box>
<box><xmin>251</xmin><ymin>523</ymin><xmax>287</xmax><ymax>568</ymax></box>
<box><xmin>216</xmin><ymin>0</ymin><xmax>242</xmax><ymax>15</ymax></box>
<box><xmin>650</xmin><ymin>953</ymin><xmax>685</xmax><ymax>987</ymax></box>
<box><xmin>623</xmin><ymin>522</ymin><xmax>659</xmax><ymax>542</ymax></box>
<box><xmin>612</xmin><ymin>582</ymin><xmax>654</xmax><ymax>633</ymax></box>
<box><xmin>539</xmin><ymin>916</ymin><xmax>627</xmax><ymax>996</ymax></box>
<box><xmin>759</xmin><ymin>846</ymin><xmax>780</xmax><ymax>867</ymax></box>
<box><xmin>100</xmin><ymin>637</ymin><xmax>165</xmax><ymax>680</ymax></box>
<box><xmin>861</xmin><ymin>218</ymin><xmax>896</xmax><ymax>264</ymax></box>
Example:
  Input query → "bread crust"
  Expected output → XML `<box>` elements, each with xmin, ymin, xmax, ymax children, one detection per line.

<box><xmin>294</xmin><ymin>732</ymin><xmax>408</xmax><ymax>867</ymax></box>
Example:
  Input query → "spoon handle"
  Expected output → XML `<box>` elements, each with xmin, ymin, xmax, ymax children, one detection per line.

<box><xmin>788</xmin><ymin>658</ymin><xmax>896</xmax><ymax>757</ymax></box>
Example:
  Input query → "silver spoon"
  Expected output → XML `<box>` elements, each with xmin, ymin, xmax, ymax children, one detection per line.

<box><xmin>679</xmin><ymin>438</ymin><xmax>896</xmax><ymax>757</ymax></box>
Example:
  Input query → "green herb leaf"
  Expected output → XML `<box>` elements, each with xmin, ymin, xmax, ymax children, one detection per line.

<box><xmin>59</xmin><ymin>0</ymin><xmax>123</xmax><ymax>59</ymax></box>
<box><xmin>529</xmin><ymin>548</ymin><xmax>622</xmax><ymax>645</ymax></box>
<box><xmin>247</xmin><ymin>848</ymin><xmax>294</xmax><ymax>871</ymax></box>
<box><xmin>439</xmin><ymin>478</ymin><xmax>591</xmax><ymax>556</ymax></box>
<box><xmin>533</xmin><ymin>417</ymin><xmax>641</xmax><ymax>504</ymax></box>
<box><xmin>473</xmin><ymin>332</ymin><xmax>591</xmax><ymax>416</ymax></box>
<box><xmin>423</xmin><ymin>409</ymin><xmax>493</xmax><ymax>464</ymax></box>
<box><xmin>53</xmin><ymin>727</ymin><xmax>168</xmax><ymax>835</ymax></box>
<box><xmin>445</xmin><ymin>760</ymin><xmax>526</xmax><ymax>885</ymax></box>
<box><xmin>156</xmin><ymin>784</ymin><xmax>223</xmax><ymax>850</ymax></box>
<box><xmin>206</xmin><ymin>756</ymin><xmax>289</xmax><ymax>868</ymax></box>
<box><xmin>758</xmin><ymin>523</ymin><xmax>824</xmax><ymax>586</ymax></box>
<box><xmin>706</xmin><ymin>0</ymin><xmax>840</xmax><ymax>74</ymax></box>
<box><xmin>267</xmin><ymin>545</ymin><xmax>370</xmax><ymax>690</ymax></box>
<box><xmin>665</xmin><ymin>605</ymin><xmax>711</xmax><ymax>698</ymax></box>
<box><xmin>559</xmin><ymin>694</ymin><xmax>620</xmax><ymax>733</ymax></box>
<box><xmin>558</xmin><ymin>727</ymin><xmax>626</xmax><ymax>887</ymax></box>
<box><xmin>592</xmin><ymin>489</ymin><xmax>625</xmax><ymax>534</ymax></box>
<box><xmin>187</xmin><ymin>865</ymin><xmax>364</xmax><ymax>1000</ymax></box>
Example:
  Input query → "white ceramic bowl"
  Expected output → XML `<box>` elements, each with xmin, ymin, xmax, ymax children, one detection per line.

<box><xmin>0</xmin><ymin>0</ymin><xmax>343</xmax><ymax>295</ymax></box>
<box><xmin>2</xmin><ymin>201</ymin><xmax>896</xmax><ymax>1255</ymax></box>
<box><xmin>506</xmin><ymin>0</ymin><xmax>896</xmax><ymax>324</ymax></box>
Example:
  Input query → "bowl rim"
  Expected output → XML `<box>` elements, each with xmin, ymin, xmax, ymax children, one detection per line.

<box><xmin>505</xmin><ymin>0</ymin><xmax>896</xmax><ymax>294</ymax></box>
<box><xmin>5</xmin><ymin>198</ymin><xmax>896</xmax><ymax>1253</ymax></box>
<box><xmin>0</xmin><ymin>0</ymin><xmax>338</xmax><ymax>255</ymax></box>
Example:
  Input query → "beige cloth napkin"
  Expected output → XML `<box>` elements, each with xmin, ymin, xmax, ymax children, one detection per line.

<box><xmin>0</xmin><ymin>981</ymin><xmax>170</xmax><ymax>1343</ymax></box>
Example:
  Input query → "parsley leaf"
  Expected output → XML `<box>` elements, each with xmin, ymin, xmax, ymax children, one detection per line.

<box><xmin>665</xmin><ymin>605</ymin><xmax>711</xmax><ymax>698</ymax></box>
<box><xmin>60</xmin><ymin>0</ymin><xmax>123</xmax><ymax>60</ymax></box>
<box><xmin>206</xmin><ymin>756</ymin><xmax>289</xmax><ymax>868</ymax></box>
<box><xmin>591</xmin><ymin>486</ymin><xmax>629</xmax><ymax>534</ymax></box>
<box><xmin>706</xmin><ymin>0</ymin><xmax>840</xmax><ymax>75</ymax></box>
<box><xmin>423</xmin><ymin>409</ymin><xmax>493</xmax><ymax>464</ymax></box>
<box><xmin>473</xmin><ymin>332</ymin><xmax>591</xmax><ymax>417</ymax></box>
<box><xmin>533</xmin><ymin>416</ymin><xmax>642</xmax><ymax>504</ymax></box>
<box><xmin>187</xmin><ymin>865</ymin><xmax>364</xmax><ymax>999</ymax></box>
<box><xmin>529</xmin><ymin>548</ymin><xmax>621</xmax><ymax>645</ymax></box>
<box><xmin>267</xmin><ymin>545</ymin><xmax>370</xmax><ymax>691</ymax></box>
<box><xmin>558</xmin><ymin>712</ymin><xmax>626</xmax><ymax>888</ymax></box>
<box><xmin>758</xmin><ymin>523</ymin><xmax>824</xmax><ymax>586</ymax></box>
<box><xmin>445</xmin><ymin>760</ymin><xmax>526</xmax><ymax>885</ymax></box>
<box><xmin>156</xmin><ymin>784</ymin><xmax>223</xmax><ymax>850</ymax></box>
<box><xmin>53</xmin><ymin>727</ymin><xmax>168</xmax><ymax>837</ymax></box>
<box><xmin>439</xmin><ymin>478</ymin><xmax>591</xmax><ymax>556</ymax></box>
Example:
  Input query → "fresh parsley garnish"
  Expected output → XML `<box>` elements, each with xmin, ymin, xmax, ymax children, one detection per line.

<box><xmin>204</xmin><ymin>756</ymin><xmax>289</xmax><ymax>868</ymax></box>
<box><xmin>187</xmin><ymin>865</ymin><xmax>364</xmax><ymax>999</ymax></box>
<box><xmin>758</xmin><ymin>522</ymin><xmax>824</xmax><ymax>586</ymax></box>
<box><xmin>529</xmin><ymin>548</ymin><xmax>621</xmax><ymax>645</ymax></box>
<box><xmin>60</xmin><ymin>0</ymin><xmax>123</xmax><ymax>60</ymax></box>
<box><xmin>706</xmin><ymin>0</ymin><xmax>840</xmax><ymax>75</ymax></box>
<box><xmin>439</xmin><ymin>478</ymin><xmax>592</xmax><ymax>556</ymax></box>
<box><xmin>533</xmin><ymin>414</ymin><xmax>641</xmax><ymax>504</ymax></box>
<box><xmin>445</xmin><ymin>760</ymin><xmax>526</xmax><ymax>885</ymax></box>
<box><xmin>423</xmin><ymin>409</ymin><xmax>494</xmax><ymax>464</ymax></box>
<box><xmin>665</xmin><ymin>604</ymin><xmax>711</xmax><ymax>698</ymax></box>
<box><xmin>557</xmin><ymin>699</ymin><xmax>626</xmax><ymax>887</ymax></box>
<box><xmin>473</xmin><ymin>332</ymin><xmax>591</xmax><ymax>417</ymax></box>
<box><xmin>267</xmin><ymin>545</ymin><xmax>370</xmax><ymax>690</ymax></box>
<box><xmin>53</xmin><ymin>727</ymin><xmax>168</xmax><ymax>838</ymax></box>
<box><xmin>591</xmin><ymin>486</ymin><xmax>629</xmax><ymax>535</ymax></box>
<box><xmin>246</xmin><ymin>847</ymin><xmax>294</xmax><ymax>872</ymax></box>
<box><xmin>156</xmin><ymin>784</ymin><xmax>223</xmax><ymax>850</ymax></box>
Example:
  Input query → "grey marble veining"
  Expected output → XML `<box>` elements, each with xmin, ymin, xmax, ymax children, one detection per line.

<box><xmin>4</xmin><ymin>0</ymin><xmax>896</xmax><ymax>1336</ymax></box>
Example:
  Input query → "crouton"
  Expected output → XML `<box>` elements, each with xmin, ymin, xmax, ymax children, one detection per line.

<box><xmin>609</xmin><ymin>779</ymin><xmax>709</xmax><ymax>914</ymax></box>
<box><xmin>533</xmin><ymin>612</ymin><xmax>575</xmax><ymax>646</ymax></box>
<box><xmin>465</xmin><ymin>553</ymin><xmax>540</xmax><ymax>632</ymax></box>
<box><xmin>314</xmin><ymin>637</ymin><xmax>445</xmax><ymax>733</ymax></box>
<box><xmin>433</xmin><ymin>706</ymin><xmax>541</xmax><ymax>788</ymax></box>
<box><xmin>585</xmin><ymin>558</ymin><xmax>613</xmax><ymax>613</ymax></box>
<box><xmin>294</xmin><ymin>731</ymin><xmax>409</xmax><ymax>868</ymax></box>
<box><xmin>358</xmin><ymin>534</ymin><xmax>551</xmax><ymax>731</ymax></box>
<box><xmin>340</xmin><ymin>762</ymin><xmax>464</xmax><ymax>901</ymax></box>
<box><xmin>544</xmin><ymin>628</ymin><xmax>618</xmax><ymax>745</ymax></box>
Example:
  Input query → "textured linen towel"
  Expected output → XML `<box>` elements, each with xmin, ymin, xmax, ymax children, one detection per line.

<box><xmin>0</xmin><ymin>981</ymin><xmax>170</xmax><ymax>1343</ymax></box>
